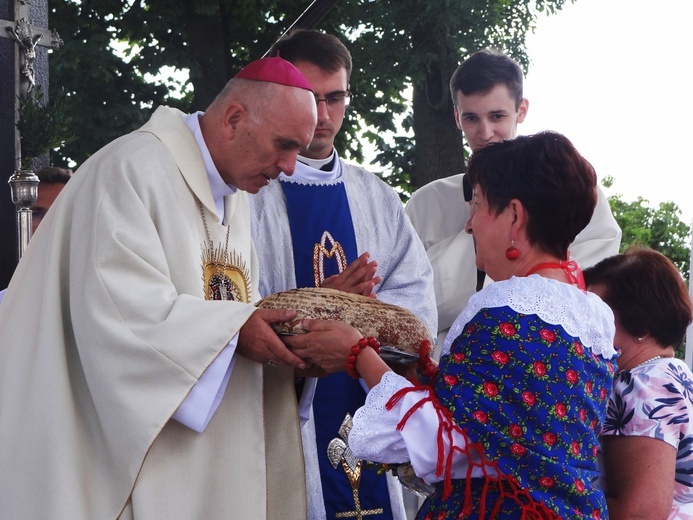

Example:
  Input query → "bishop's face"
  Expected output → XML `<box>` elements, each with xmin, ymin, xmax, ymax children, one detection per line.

<box><xmin>292</xmin><ymin>60</ymin><xmax>349</xmax><ymax>160</ymax></box>
<box><xmin>219</xmin><ymin>86</ymin><xmax>317</xmax><ymax>193</ymax></box>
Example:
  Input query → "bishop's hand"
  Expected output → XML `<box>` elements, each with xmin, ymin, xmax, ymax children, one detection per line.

<box><xmin>237</xmin><ymin>308</ymin><xmax>307</xmax><ymax>369</ymax></box>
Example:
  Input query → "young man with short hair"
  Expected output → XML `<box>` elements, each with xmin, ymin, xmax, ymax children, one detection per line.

<box><xmin>405</xmin><ymin>48</ymin><xmax>621</xmax><ymax>347</ymax></box>
<box><xmin>250</xmin><ymin>29</ymin><xmax>436</xmax><ymax>520</ymax></box>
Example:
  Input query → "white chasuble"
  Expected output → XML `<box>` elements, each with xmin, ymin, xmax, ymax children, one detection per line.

<box><xmin>0</xmin><ymin>106</ymin><xmax>305</xmax><ymax>519</ymax></box>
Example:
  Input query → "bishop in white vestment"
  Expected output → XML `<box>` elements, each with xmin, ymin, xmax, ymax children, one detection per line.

<box><xmin>0</xmin><ymin>55</ymin><xmax>318</xmax><ymax>520</ymax></box>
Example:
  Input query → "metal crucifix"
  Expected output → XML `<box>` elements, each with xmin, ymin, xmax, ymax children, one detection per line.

<box><xmin>0</xmin><ymin>0</ymin><xmax>62</xmax><ymax>261</ymax></box>
<box><xmin>1</xmin><ymin>0</ymin><xmax>62</xmax><ymax>97</ymax></box>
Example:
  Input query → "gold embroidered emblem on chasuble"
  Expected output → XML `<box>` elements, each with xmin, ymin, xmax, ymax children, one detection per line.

<box><xmin>201</xmin><ymin>246</ymin><xmax>251</xmax><ymax>303</ymax></box>
<box><xmin>198</xmin><ymin>200</ymin><xmax>251</xmax><ymax>302</ymax></box>
<box><xmin>313</xmin><ymin>230</ymin><xmax>347</xmax><ymax>287</ymax></box>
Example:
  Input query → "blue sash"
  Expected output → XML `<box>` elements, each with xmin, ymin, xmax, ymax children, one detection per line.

<box><xmin>281</xmin><ymin>180</ymin><xmax>358</xmax><ymax>287</ymax></box>
<box><xmin>282</xmin><ymin>178</ymin><xmax>394</xmax><ymax>518</ymax></box>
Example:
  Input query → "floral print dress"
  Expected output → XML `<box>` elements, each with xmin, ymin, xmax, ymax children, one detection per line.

<box><xmin>602</xmin><ymin>357</ymin><xmax>693</xmax><ymax>519</ymax></box>
<box><xmin>349</xmin><ymin>275</ymin><xmax>617</xmax><ymax>520</ymax></box>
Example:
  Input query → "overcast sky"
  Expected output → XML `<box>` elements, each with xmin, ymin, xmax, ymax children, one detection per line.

<box><xmin>520</xmin><ymin>0</ymin><xmax>693</xmax><ymax>224</ymax></box>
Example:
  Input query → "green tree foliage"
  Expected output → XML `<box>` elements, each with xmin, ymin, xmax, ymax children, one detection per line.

<box><xmin>17</xmin><ymin>86</ymin><xmax>75</xmax><ymax>169</ymax></box>
<box><xmin>48</xmin><ymin>0</ymin><xmax>570</xmax><ymax>191</ymax></box>
<box><xmin>603</xmin><ymin>176</ymin><xmax>691</xmax><ymax>279</ymax></box>
<box><xmin>48</xmin><ymin>0</ymin><xmax>172</xmax><ymax>166</ymax></box>
<box><xmin>48</xmin><ymin>0</ymin><xmax>331</xmax><ymax>166</ymax></box>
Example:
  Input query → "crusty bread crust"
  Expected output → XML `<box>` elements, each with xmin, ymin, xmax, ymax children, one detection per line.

<box><xmin>256</xmin><ymin>287</ymin><xmax>433</xmax><ymax>354</ymax></box>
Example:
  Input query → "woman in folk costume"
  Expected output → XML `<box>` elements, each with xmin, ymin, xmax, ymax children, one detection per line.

<box><xmin>287</xmin><ymin>131</ymin><xmax>618</xmax><ymax>519</ymax></box>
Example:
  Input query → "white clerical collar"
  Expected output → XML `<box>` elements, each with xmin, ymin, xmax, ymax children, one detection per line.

<box><xmin>185</xmin><ymin>111</ymin><xmax>235</xmax><ymax>222</ymax></box>
<box><xmin>280</xmin><ymin>150</ymin><xmax>341</xmax><ymax>182</ymax></box>
<box><xmin>298</xmin><ymin>151</ymin><xmax>335</xmax><ymax>171</ymax></box>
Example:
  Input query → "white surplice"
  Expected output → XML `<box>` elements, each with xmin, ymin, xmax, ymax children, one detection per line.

<box><xmin>250</xmin><ymin>155</ymin><xmax>437</xmax><ymax>520</ymax></box>
<box><xmin>0</xmin><ymin>106</ymin><xmax>305</xmax><ymax>519</ymax></box>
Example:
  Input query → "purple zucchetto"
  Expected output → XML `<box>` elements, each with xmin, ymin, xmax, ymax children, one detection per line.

<box><xmin>234</xmin><ymin>57</ymin><xmax>314</xmax><ymax>92</ymax></box>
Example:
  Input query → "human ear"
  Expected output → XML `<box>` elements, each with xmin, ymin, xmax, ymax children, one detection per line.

<box><xmin>516</xmin><ymin>98</ymin><xmax>529</xmax><ymax>124</ymax></box>
<box><xmin>223</xmin><ymin>103</ymin><xmax>245</xmax><ymax>139</ymax></box>
<box><xmin>508</xmin><ymin>199</ymin><xmax>528</xmax><ymax>231</ymax></box>
<box><xmin>453</xmin><ymin>106</ymin><xmax>464</xmax><ymax>131</ymax></box>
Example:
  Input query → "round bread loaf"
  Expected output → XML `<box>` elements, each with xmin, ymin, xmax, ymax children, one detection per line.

<box><xmin>256</xmin><ymin>287</ymin><xmax>433</xmax><ymax>356</ymax></box>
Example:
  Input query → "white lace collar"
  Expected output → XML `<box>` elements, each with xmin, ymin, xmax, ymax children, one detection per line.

<box><xmin>442</xmin><ymin>275</ymin><xmax>617</xmax><ymax>360</ymax></box>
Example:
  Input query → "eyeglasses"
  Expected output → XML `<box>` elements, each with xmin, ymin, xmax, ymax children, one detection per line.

<box><xmin>314</xmin><ymin>90</ymin><xmax>351</xmax><ymax>108</ymax></box>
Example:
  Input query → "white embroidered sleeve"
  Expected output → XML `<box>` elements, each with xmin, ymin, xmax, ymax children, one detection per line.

<box><xmin>349</xmin><ymin>371</ymin><xmax>479</xmax><ymax>484</ymax></box>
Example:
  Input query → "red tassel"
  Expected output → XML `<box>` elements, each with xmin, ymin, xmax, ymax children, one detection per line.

<box><xmin>396</xmin><ymin>386</ymin><xmax>562</xmax><ymax>519</ymax></box>
<box><xmin>390</xmin><ymin>340</ymin><xmax>563</xmax><ymax>519</ymax></box>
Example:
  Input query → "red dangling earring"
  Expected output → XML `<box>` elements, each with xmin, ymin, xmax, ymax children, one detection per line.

<box><xmin>505</xmin><ymin>241</ymin><xmax>519</xmax><ymax>261</ymax></box>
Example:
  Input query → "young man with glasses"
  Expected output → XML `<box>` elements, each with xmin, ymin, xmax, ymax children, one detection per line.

<box><xmin>250</xmin><ymin>29</ymin><xmax>436</xmax><ymax>520</ymax></box>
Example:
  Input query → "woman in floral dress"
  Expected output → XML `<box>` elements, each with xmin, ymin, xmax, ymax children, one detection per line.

<box><xmin>287</xmin><ymin>132</ymin><xmax>617</xmax><ymax>518</ymax></box>
<box><xmin>584</xmin><ymin>247</ymin><xmax>693</xmax><ymax>519</ymax></box>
